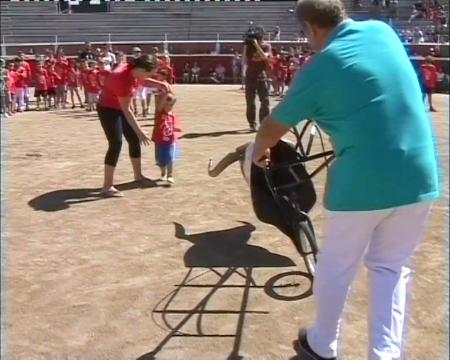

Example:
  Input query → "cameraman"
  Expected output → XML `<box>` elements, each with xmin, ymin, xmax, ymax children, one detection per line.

<box><xmin>242</xmin><ymin>26</ymin><xmax>271</xmax><ymax>131</ymax></box>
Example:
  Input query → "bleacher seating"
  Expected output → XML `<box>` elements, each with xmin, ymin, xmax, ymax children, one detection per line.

<box><xmin>0</xmin><ymin>0</ymin><xmax>447</xmax><ymax>46</ymax></box>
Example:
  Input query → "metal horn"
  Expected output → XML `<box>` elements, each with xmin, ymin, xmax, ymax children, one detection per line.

<box><xmin>208</xmin><ymin>151</ymin><xmax>241</xmax><ymax>177</ymax></box>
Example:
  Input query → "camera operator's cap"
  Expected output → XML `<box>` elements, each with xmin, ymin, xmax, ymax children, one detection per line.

<box><xmin>132</xmin><ymin>47</ymin><xmax>142</xmax><ymax>53</ymax></box>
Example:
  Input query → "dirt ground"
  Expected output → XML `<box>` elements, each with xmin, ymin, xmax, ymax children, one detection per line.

<box><xmin>2</xmin><ymin>86</ymin><xmax>448</xmax><ymax>360</ymax></box>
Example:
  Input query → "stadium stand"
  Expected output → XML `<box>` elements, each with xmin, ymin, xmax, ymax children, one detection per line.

<box><xmin>0</xmin><ymin>0</ymin><xmax>447</xmax><ymax>44</ymax></box>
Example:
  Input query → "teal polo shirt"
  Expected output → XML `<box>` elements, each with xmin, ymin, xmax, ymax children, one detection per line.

<box><xmin>272</xmin><ymin>19</ymin><xmax>439</xmax><ymax>211</ymax></box>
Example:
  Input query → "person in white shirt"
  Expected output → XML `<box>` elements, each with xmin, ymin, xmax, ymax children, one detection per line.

<box><xmin>191</xmin><ymin>62</ymin><xmax>201</xmax><ymax>83</ymax></box>
<box><xmin>103</xmin><ymin>44</ymin><xmax>116</xmax><ymax>70</ymax></box>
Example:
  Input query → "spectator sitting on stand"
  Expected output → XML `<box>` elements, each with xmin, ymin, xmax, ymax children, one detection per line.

<box><xmin>191</xmin><ymin>62</ymin><xmax>200</xmax><ymax>83</ymax></box>
<box><xmin>182</xmin><ymin>63</ymin><xmax>190</xmax><ymax>83</ymax></box>
<box><xmin>208</xmin><ymin>67</ymin><xmax>220</xmax><ymax>84</ymax></box>
<box><xmin>215</xmin><ymin>64</ymin><xmax>226</xmax><ymax>83</ymax></box>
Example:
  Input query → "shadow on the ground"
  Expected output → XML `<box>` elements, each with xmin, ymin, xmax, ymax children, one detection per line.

<box><xmin>181</xmin><ymin>129</ymin><xmax>253</xmax><ymax>139</ymax></box>
<box><xmin>28</xmin><ymin>180</ymin><xmax>167</xmax><ymax>212</ymax></box>
<box><xmin>137</xmin><ymin>222</ymin><xmax>311</xmax><ymax>360</ymax></box>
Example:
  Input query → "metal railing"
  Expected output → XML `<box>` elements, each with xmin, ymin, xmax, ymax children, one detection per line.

<box><xmin>1</xmin><ymin>34</ymin><xmax>448</xmax><ymax>58</ymax></box>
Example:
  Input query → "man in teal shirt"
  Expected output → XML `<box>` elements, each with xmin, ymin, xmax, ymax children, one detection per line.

<box><xmin>252</xmin><ymin>0</ymin><xmax>439</xmax><ymax>359</ymax></box>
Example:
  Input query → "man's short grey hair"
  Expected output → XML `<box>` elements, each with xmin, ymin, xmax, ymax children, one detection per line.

<box><xmin>296</xmin><ymin>0</ymin><xmax>346</xmax><ymax>28</ymax></box>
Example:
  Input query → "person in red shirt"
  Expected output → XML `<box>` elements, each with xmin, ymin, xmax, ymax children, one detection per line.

<box><xmin>54</xmin><ymin>55</ymin><xmax>68</xmax><ymax>109</ymax></box>
<box><xmin>7</xmin><ymin>62</ymin><xmax>17</xmax><ymax>114</ymax></box>
<box><xmin>270</xmin><ymin>49</ymin><xmax>281</xmax><ymax>96</ymax></box>
<box><xmin>97</xmin><ymin>54</ymin><xmax>171</xmax><ymax>197</ymax></box>
<box><xmin>33</xmin><ymin>62</ymin><xmax>49</xmax><ymax>110</ymax></box>
<box><xmin>17</xmin><ymin>51</ymin><xmax>31</xmax><ymax>110</ymax></box>
<box><xmin>277</xmin><ymin>55</ymin><xmax>288</xmax><ymax>97</ymax></box>
<box><xmin>46</xmin><ymin>62</ymin><xmax>60</xmax><ymax>109</ymax></box>
<box><xmin>13</xmin><ymin>58</ymin><xmax>29</xmax><ymax>112</ymax></box>
<box><xmin>152</xmin><ymin>92</ymin><xmax>181</xmax><ymax>183</ymax></box>
<box><xmin>79</xmin><ymin>60</ymin><xmax>90</xmax><ymax>107</ymax></box>
<box><xmin>420</xmin><ymin>56</ymin><xmax>438</xmax><ymax>112</ymax></box>
<box><xmin>96</xmin><ymin>59</ymin><xmax>111</xmax><ymax>91</ymax></box>
<box><xmin>66</xmin><ymin>59</ymin><xmax>84</xmax><ymax>109</ymax></box>
<box><xmin>84</xmin><ymin>61</ymin><xmax>100</xmax><ymax>112</ymax></box>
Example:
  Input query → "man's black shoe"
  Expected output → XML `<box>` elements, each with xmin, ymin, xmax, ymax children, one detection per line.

<box><xmin>298</xmin><ymin>332</ymin><xmax>337</xmax><ymax>360</ymax></box>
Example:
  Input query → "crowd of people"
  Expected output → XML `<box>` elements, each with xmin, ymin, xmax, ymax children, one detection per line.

<box><xmin>0</xmin><ymin>43</ymin><xmax>175</xmax><ymax>118</ymax></box>
<box><xmin>0</xmin><ymin>36</ymin><xmax>447</xmax><ymax>120</ymax></box>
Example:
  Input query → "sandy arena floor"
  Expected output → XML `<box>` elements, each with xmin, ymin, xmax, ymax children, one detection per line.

<box><xmin>2</xmin><ymin>86</ymin><xmax>449</xmax><ymax>360</ymax></box>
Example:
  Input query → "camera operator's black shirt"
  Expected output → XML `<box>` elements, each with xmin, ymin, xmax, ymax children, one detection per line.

<box><xmin>246</xmin><ymin>43</ymin><xmax>270</xmax><ymax>83</ymax></box>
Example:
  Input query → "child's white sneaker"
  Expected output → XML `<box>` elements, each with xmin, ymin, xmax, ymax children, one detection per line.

<box><xmin>167</xmin><ymin>177</ymin><xmax>175</xmax><ymax>184</ymax></box>
<box><xmin>159</xmin><ymin>175</ymin><xmax>167</xmax><ymax>182</ymax></box>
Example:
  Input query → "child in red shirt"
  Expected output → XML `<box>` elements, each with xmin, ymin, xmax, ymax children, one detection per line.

<box><xmin>85</xmin><ymin>61</ymin><xmax>100</xmax><ymax>112</ymax></box>
<box><xmin>17</xmin><ymin>52</ymin><xmax>31</xmax><ymax>110</ymax></box>
<box><xmin>152</xmin><ymin>92</ymin><xmax>181</xmax><ymax>183</ymax></box>
<box><xmin>54</xmin><ymin>57</ymin><xmax>68</xmax><ymax>109</ymax></box>
<box><xmin>66</xmin><ymin>60</ymin><xmax>84</xmax><ymax>109</ymax></box>
<box><xmin>13</xmin><ymin>58</ymin><xmax>28</xmax><ymax>112</ymax></box>
<box><xmin>96</xmin><ymin>59</ymin><xmax>111</xmax><ymax>92</ymax></box>
<box><xmin>46</xmin><ymin>62</ymin><xmax>60</xmax><ymax>109</ymax></box>
<box><xmin>7</xmin><ymin>63</ymin><xmax>17</xmax><ymax>114</ymax></box>
<box><xmin>277</xmin><ymin>55</ymin><xmax>288</xmax><ymax>97</ymax></box>
<box><xmin>420</xmin><ymin>56</ymin><xmax>438</xmax><ymax>112</ymax></box>
<box><xmin>79</xmin><ymin>60</ymin><xmax>90</xmax><ymax>107</ymax></box>
<box><xmin>33</xmin><ymin>62</ymin><xmax>49</xmax><ymax>110</ymax></box>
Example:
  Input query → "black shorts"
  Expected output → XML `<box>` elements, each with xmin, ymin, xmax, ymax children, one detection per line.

<box><xmin>35</xmin><ymin>89</ymin><xmax>48</xmax><ymax>98</ymax></box>
<box><xmin>425</xmin><ymin>86</ymin><xmax>435</xmax><ymax>94</ymax></box>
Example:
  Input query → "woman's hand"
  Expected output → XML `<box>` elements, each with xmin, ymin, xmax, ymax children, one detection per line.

<box><xmin>157</xmin><ymin>81</ymin><xmax>172</xmax><ymax>94</ymax></box>
<box><xmin>137</xmin><ymin>129</ymin><xmax>151</xmax><ymax>146</ymax></box>
<box><xmin>252</xmin><ymin>147</ymin><xmax>271</xmax><ymax>168</ymax></box>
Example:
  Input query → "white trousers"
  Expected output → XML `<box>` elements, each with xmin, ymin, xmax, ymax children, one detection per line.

<box><xmin>15</xmin><ymin>87</ymin><xmax>26</xmax><ymax>111</ymax></box>
<box><xmin>307</xmin><ymin>201</ymin><xmax>432</xmax><ymax>360</ymax></box>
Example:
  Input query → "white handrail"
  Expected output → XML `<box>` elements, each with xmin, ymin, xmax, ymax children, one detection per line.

<box><xmin>0</xmin><ymin>38</ymin><xmax>447</xmax><ymax>48</ymax></box>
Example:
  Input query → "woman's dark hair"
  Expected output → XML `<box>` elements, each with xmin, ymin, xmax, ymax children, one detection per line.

<box><xmin>132</xmin><ymin>54</ymin><xmax>158</xmax><ymax>73</ymax></box>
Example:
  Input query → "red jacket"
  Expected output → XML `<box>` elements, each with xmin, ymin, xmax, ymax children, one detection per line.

<box><xmin>66</xmin><ymin>67</ymin><xmax>80</xmax><ymax>88</ymax></box>
<box><xmin>8</xmin><ymin>70</ymin><xmax>17</xmax><ymax>94</ymax></box>
<box><xmin>85</xmin><ymin>69</ymin><xmax>100</xmax><ymax>94</ymax></box>
<box><xmin>46</xmin><ymin>70</ymin><xmax>61</xmax><ymax>89</ymax></box>
<box><xmin>421</xmin><ymin>63</ymin><xmax>438</xmax><ymax>89</ymax></box>
<box><xmin>97</xmin><ymin>69</ymin><xmax>111</xmax><ymax>89</ymax></box>
<box><xmin>14</xmin><ymin>66</ymin><xmax>29</xmax><ymax>88</ymax></box>
<box><xmin>34</xmin><ymin>69</ymin><xmax>49</xmax><ymax>91</ymax></box>
<box><xmin>152</xmin><ymin>111</ymin><xmax>181</xmax><ymax>144</ymax></box>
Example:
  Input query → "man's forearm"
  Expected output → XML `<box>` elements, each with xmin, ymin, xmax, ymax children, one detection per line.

<box><xmin>253</xmin><ymin>115</ymin><xmax>290</xmax><ymax>162</ymax></box>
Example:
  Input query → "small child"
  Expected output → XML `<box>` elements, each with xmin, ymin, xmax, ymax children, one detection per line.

<box><xmin>13</xmin><ymin>58</ymin><xmax>28</xmax><ymax>112</ymax></box>
<box><xmin>33</xmin><ymin>62</ymin><xmax>48</xmax><ymax>110</ymax></box>
<box><xmin>54</xmin><ymin>58</ymin><xmax>68</xmax><ymax>109</ymax></box>
<box><xmin>85</xmin><ymin>61</ymin><xmax>100</xmax><ymax>111</ymax></box>
<box><xmin>66</xmin><ymin>60</ymin><xmax>84</xmax><ymax>109</ymax></box>
<box><xmin>96</xmin><ymin>59</ymin><xmax>111</xmax><ymax>92</ymax></box>
<box><xmin>46</xmin><ymin>62</ymin><xmax>60</xmax><ymax>109</ymax></box>
<box><xmin>0</xmin><ymin>59</ymin><xmax>8</xmax><ymax>116</ymax></box>
<box><xmin>6</xmin><ymin>62</ymin><xmax>17</xmax><ymax>115</ymax></box>
<box><xmin>152</xmin><ymin>92</ymin><xmax>181</xmax><ymax>183</ymax></box>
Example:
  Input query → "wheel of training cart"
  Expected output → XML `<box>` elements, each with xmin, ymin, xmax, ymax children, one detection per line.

<box><xmin>295</xmin><ymin>220</ymin><xmax>318</xmax><ymax>277</ymax></box>
<box><xmin>263</xmin><ymin>270</ymin><xmax>313</xmax><ymax>301</ymax></box>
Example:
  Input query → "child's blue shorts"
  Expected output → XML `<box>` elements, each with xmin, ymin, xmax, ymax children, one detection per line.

<box><xmin>156</xmin><ymin>142</ymin><xmax>179</xmax><ymax>167</ymax></box>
